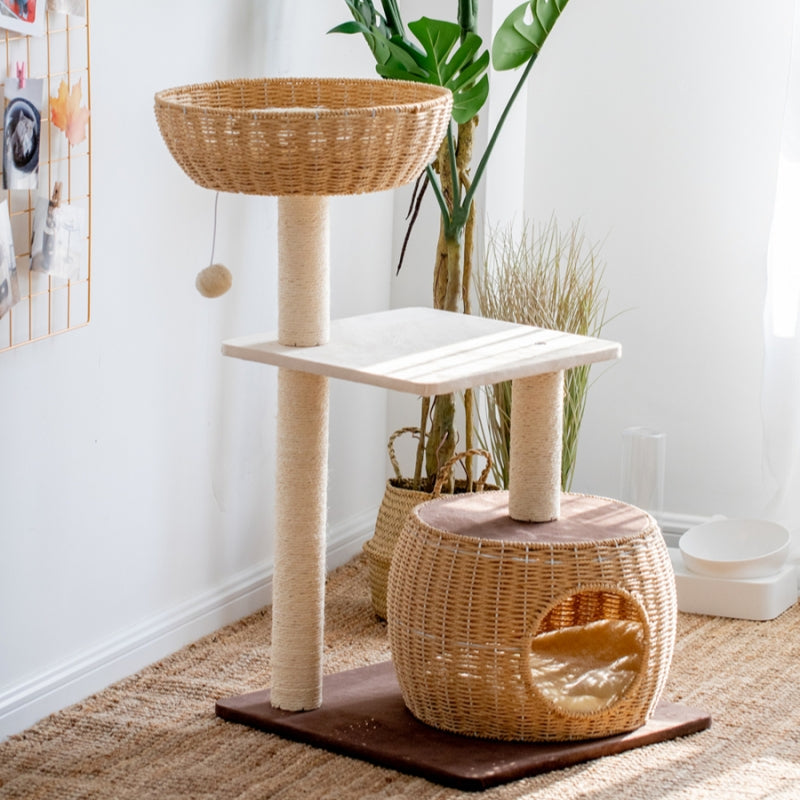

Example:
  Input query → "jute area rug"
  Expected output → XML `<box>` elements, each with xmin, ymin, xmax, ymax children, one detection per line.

<box><xmin>2</xmin><ymin>555</ymin><xmax>800</xmax><ymax>799</ymax></box>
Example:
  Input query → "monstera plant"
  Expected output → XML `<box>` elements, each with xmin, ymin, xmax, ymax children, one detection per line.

<box><xmin>333</xmin><ymin>0</ymin><xmax>571</xmax><ymax>488</ymax></box>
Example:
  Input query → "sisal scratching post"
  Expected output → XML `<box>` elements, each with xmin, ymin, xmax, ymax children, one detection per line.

<box><xmin>272</xmin><ymin>368</ymin><xmax>329</xmax><ymax>710</ymax></box>
<box><xmin>278</xmin><ymin>196</ymin><xmax>330</xmax><ymax>347</ymax></box>
<box><xmin>271</xmin><ymin>195</ymin><xmax>330</xmax><ymax>710</ymax></box>
<box><xmin>508</xmin><ymin>371</ymin><xmax>563</xmax><ymax>522</ymax></box>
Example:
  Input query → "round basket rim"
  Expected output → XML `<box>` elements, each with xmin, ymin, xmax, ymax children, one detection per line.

<box><xmin>410</xmin><ymin>491</ymin><xmax>660</xmax><ymax>551</ymax></box>
<box><xmin>154</xmin><ymin>76</ymin><xmax>453</xmax><ymax>121</ymax></box>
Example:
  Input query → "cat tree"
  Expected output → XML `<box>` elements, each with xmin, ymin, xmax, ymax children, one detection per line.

<box><xmin>155</xmin><ymin>76</ymin><xmax>709</xmax><ymax>790</ymax></box>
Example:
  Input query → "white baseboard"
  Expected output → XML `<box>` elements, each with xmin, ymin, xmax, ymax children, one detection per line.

<box><xmin>0</xmin><ymin>510</ymin><xmax>376</xmax><ymax>742</ymax></box>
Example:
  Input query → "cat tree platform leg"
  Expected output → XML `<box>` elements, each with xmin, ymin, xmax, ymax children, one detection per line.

<box><xmin>270</xmin><ymin>195</ymin><xmax>330</xmax><ymax>711</ymax></box>
<box><xmin>508</xmin><ymin>371</ymin><xmax>563</xmax><ymax>522</ymax></box>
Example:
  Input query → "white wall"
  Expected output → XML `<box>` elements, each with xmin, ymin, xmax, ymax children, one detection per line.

<box><xmin>519</xmin><ymin>0</ymin><xmax>793</xmax><ymax>519</ymax></box>
<box><xmin>0</xmin><ymin>1</ymin><xmax>392</xmax><ymax>738</ymax></box>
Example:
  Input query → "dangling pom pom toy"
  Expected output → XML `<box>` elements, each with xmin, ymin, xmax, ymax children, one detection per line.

<box><xmin>196</xmin><ymin>263</ymin><xmax>232</xmax><ymax>297</ymax></box>
<box><xmin>197</xmin><ymin>192</ymin><xmax>231</xmax><ymax>298</ymax></box>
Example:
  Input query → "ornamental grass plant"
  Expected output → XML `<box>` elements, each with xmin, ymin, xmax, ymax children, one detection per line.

<box><xmin>475</xmin><ymin>217</ymin><xmax>610</xmax><ymax>490</ymax></box>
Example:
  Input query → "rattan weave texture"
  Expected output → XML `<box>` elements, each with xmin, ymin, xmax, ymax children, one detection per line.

<box><xmin>365</xmin><ymin>481</ymin><xmax>431</xmax><ymax>620</ymax></box>
<box><xmin>387</xmin><ymin>492</ymin><xmax>677</xmax><ymax>742</ymax></box>
<box><xmin>365</xmin><ymin>433</ymin><xmax>496</xmax><ymax>620</ymax></box>
<box><xmin>154</xmin><ymin>77</ymin><xmax>452</xmax><ymax>196</ymax></box>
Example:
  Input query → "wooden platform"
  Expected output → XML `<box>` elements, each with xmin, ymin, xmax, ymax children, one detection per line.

<box><xmin>222</xmin><ymin>307</ymin><xmax>621</xmax><ymax>396</ymax></box>
<box><xmin>215</xmin><ymin>660</ymin><xmax>711</xmax><ymax>792</ymax></box>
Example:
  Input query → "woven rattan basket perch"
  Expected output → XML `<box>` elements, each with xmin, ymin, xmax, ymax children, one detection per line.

<box><xmin>387</xmin><ymin>491</ymin><xmax>677</xmax><ymax>742</ymax></box>
<box><xmin>154</xmin><ymin>77</ymin><xmax>453</xmax><ymax>196</ymax></box>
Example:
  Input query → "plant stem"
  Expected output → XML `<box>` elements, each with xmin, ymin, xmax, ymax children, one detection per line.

<box><xmin>444</xmin><ymin>234</ymin><xmax>462</xmax><ymax>312</ymax></box>
<box><xmin>462</xmin><ymin>52</ymin><xmax>537</xmax><ymax>216</ymax></box>
<box><xmin>425</xmin><ymin>393</ymin><xmax>456</xmax><ymax>478</ymax></box>
<box><xmin>458</xmin><ymin>0</ymin><xmax>478</xmax><ymax>39</ymax></box>
<box><xmin>464</xmin><ymin>386</ymin><xmax>474</xmax><ymax>487</ymax></box>
<box><xmin>457</xmin><ymin>117</ymin><xmax>476</xmax><ymax>314</ymax></box>
<box><xmin>413</xmin><ymin>395</ymin><xmax>430</xmax><ymax>489</ymax></box>
<box><xmin>432</xmin><ymin>137</ymin><xmax>456</xmax><ymax>311</ymax></box>
<box><xmin>427</xmin><ymin>53</ymin><xmax>538</xmax><ymax>242</ymax></box>
<box><xmin>447</xmin><ymin>125</ymin><xmax>460</xmax><ymax>215</ymax></box>
<box><xmin>426</xmin><ymin>164</ymin><xmax>452</xmax><ymax>230</ymax></box>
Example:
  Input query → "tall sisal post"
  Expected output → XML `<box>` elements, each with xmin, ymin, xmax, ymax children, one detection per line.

<box><xmin>508</xmin><ymin>371</ymin><xmax>563</xmax><ymax>522</ymax></box>
<box><xmin>271</xmin><ymin>195</ymin><xmax>330</xmax><ymax>710</ymax></box>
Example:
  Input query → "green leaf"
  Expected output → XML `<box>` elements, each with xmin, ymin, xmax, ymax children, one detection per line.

<box><xmin>407</xmin><ymin>18</ymin><xmax>462</xmax><ymax>84</ymax></box>
<box><xmin>492</xmin><ymin>0</ymin><xmax>570</xmax><ymax>71</ymax></box>
<box><xmin>328</xmin><ymin>20</ymin><xmax>370</xmax><ymax>35</ymax></box>
<box><xmin>401</xmin><ymin>17</ymin><xmax>490</xmax><ymax>121</ymax></box>
<box><xmin>452</xmin><ymin>73</ymin><xmax>489</xmax><ymax>124</ymax></box>
<box><xmin>379</xmin><ymin>0</ymin><xmax>405</xmax><ymax>37</ymax></box>
<box><xmin>375</xmin><ymin>37</ymin><xmax>428</xmax><ymax>78</ymax></box>
<box><xmin>330</xmin><ymin>8</ymin><xmax>491</xmax><ymax>123</ymax></box>
<box><xmin>457</xmin><ymin>49</ymin><xmax>491</xmax><ymax>88</ymax></box>
<box><xmin>329</xmin><ymin>0</ymin><xmax>399</xmax><ymax>67</ymax></box>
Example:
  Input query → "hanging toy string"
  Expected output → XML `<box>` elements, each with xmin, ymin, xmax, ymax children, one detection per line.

<box><xmin>209</xmin><ymin>190</ymin><xmax>220</xmax><ymax>265</ymax></box>
<box><xmin>195</xmin><ymin>191</ymin><xmax>232</xmax><ymax>298</ymax></box>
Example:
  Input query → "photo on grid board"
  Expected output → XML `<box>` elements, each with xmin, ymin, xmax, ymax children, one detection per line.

<box><xmin>0</xmin><ymin>1</ymin><xmax>45</xmax><ymax>36</ymax></box>
<box><xmin>47</xmin><ymin>0</ymin><xmax>85</xmax><ymax>16</ymax></box>
<box><xmin>3</xmin><ymin>77</ymin><xmax>43</xmax><ymax>191</ymax></box>
<box><xmin>0</xmin><ymin>200</ymin><xmax>19</xmax><ymax>320</ymax></box>
<box><xmin>31</xmin><ymin>186</ymin><xmax>86</xmax><ymax>280</ymax></box>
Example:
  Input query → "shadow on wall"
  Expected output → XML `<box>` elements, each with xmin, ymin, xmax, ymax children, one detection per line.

<box><xmin>222</xmin><ymin>2</ymin><xmax>275</xmax><ymax>76</ymax></box>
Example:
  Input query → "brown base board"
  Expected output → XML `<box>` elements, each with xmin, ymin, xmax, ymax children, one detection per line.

<box><xmin>215</xmin><ymin>660</ymin><xmax>711</xmax><ymax>792</ymax></box>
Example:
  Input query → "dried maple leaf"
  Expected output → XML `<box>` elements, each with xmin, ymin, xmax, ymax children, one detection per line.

<box><xmin>50</xmin><ymin>78</ymin><xmax>90</xmax><ymax>146</ymax></box>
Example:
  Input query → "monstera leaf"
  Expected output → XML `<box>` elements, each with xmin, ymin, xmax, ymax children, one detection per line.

<box><xmin>376</xmin><ymin>18</ymin><xmax>490</xmax><ymax>124</ymax></box>
<box><xmin>331</xmin><ymin>13</ymin><xmax>489</xmax><ymax>124</ymax></box>
<box><xmin>492</xmin><ymin>0</ymin><xmax>570</xmax><ymax>71</ymax></box>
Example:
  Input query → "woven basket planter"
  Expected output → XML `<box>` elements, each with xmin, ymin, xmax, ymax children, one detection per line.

<box><xmin>387</xmin><ymin>491</ymin><xmax>677</xmax><ymax>742</ymax></box>
<box><xmin>154</xmin><ymin>77</ymin><xmax>452</xmax><ymax>196</ymax></box>
<box><xmin>364</xmin><ymin>429</ymin><xmax>497</xmax><ymax>620</ymax></box>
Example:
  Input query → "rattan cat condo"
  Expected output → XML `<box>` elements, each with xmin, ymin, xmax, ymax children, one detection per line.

<box><xmin>388</xmin><ymin>491</ymin><xmax>676</xmax><ymax>741</ymax></box>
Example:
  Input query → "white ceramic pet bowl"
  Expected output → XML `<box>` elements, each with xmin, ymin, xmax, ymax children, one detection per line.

<box><xmin>679</xmin><ymin>518</ymin><xmax>791</xmax><ymax>579</ymax></box>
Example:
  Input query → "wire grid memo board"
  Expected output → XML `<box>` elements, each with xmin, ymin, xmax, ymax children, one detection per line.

<box><xmin>0</xmin><ymin>5</ymin><xmax>91</xmax><ymax>353</ymax></box>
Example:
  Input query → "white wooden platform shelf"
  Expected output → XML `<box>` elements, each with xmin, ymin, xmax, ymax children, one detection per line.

<box><xmin>222</xmin><ymin>307</ymin><xmax>620</xmax><ymax>396</ymax></box>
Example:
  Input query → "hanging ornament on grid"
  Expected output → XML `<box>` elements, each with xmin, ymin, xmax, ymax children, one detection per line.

<box><xmin>196</xmin><ymin>192</ymin><xmax>232</xmax><ymax>298</ymax></box>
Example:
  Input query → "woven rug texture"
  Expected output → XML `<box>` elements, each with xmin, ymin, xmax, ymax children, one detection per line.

<box><xmin>2</xmin><ymin>555</ymin><xmax>800</xmax><ymax>799</ymax></box>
